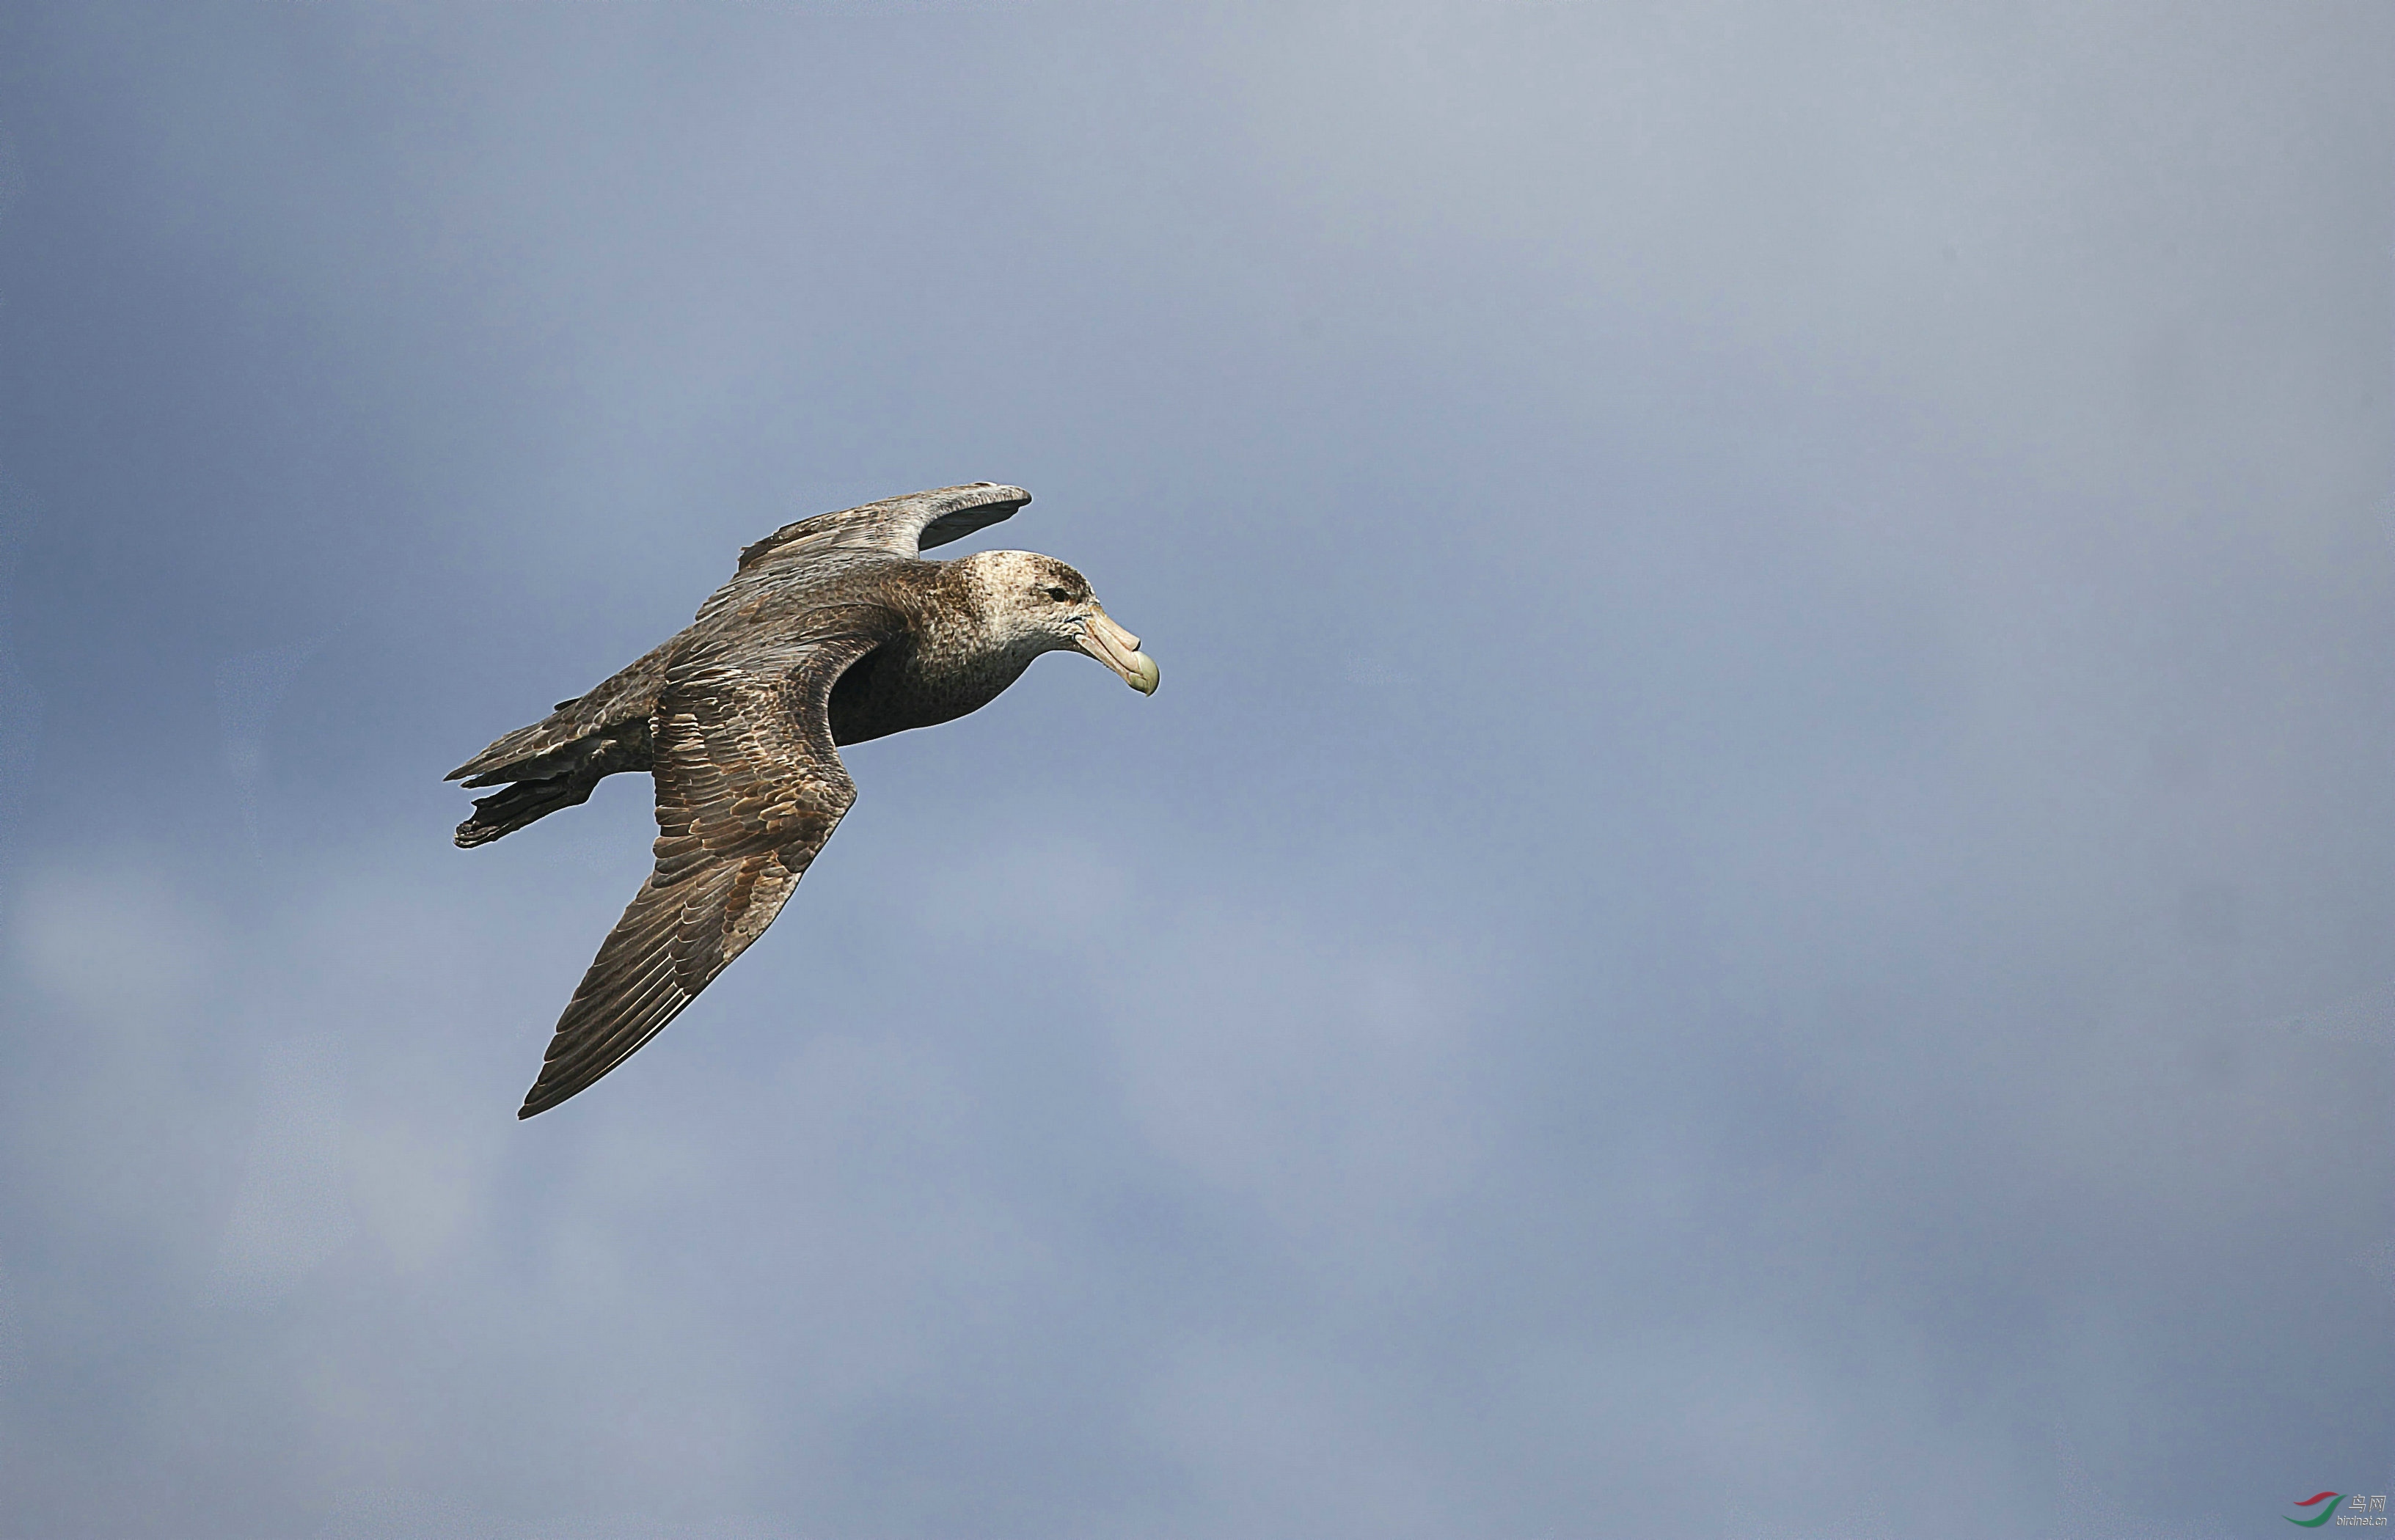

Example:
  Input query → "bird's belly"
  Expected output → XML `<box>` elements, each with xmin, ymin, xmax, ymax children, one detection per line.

<box><xmin>827</xmin><ymin>653</ymin><xmax>1025</xmax><ymax>745</ymax></box>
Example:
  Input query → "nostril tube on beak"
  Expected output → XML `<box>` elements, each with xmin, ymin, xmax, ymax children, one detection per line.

<box><xmin>1073</xmin><ymin>609</ymin><xmax>1158</xmax><ymax>694</ymax></box>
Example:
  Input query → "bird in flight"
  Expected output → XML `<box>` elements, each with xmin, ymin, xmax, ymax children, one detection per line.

<box><xmin>448</xmin><ymin>483</ymin><xmax>1158</xmax><ymax>1118</ymax></box>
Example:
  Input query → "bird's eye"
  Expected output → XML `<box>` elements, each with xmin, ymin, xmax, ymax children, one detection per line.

<box><xmin>1045</xmin><ymin>586</ymin><xmax>1072</xmax><ymax>601</ymax></box>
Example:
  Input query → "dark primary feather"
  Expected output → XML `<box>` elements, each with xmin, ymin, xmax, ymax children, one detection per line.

<box><xmin>515</xmin><ymin>618</ymin><xmax>896</xmax><ymax>1118</ymax></box>
<box><xmin>731</xmin><ymin>481</ymin><xmax>1028</xmax><ymax>575</ymax></box>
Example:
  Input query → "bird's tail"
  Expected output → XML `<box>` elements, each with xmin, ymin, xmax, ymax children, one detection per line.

<box><xmin>449</xmin><ymin>717</ymin><xmax>654</xmax><ymax>848</ymax></box>
<box><xmin>455</xmin><ymin>774</ymin><xmax>601</xmax><ymax>847</ymax></box>
<box><xmin>448</xmin><ymin>641</ymin><xmax>672</xmax><ymax>848</ymax></box>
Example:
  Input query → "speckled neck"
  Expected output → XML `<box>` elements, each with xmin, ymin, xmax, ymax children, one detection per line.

<box><xmin>824</xmin><ymin>557</ymin><xmax>1056</xmax><ymax>745</ymax></box>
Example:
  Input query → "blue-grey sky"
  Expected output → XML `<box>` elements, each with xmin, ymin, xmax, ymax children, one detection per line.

<box><xmin>0</xmin><ymin>3</ymin><xmax>2388</xmax><ymax>1536</ymax></box>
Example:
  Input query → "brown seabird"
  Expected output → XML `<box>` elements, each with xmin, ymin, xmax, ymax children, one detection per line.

<box><xmin>447</xmin><ymin>483</ymin><xmax>1158</xmax><ymax>1118</ymax></box>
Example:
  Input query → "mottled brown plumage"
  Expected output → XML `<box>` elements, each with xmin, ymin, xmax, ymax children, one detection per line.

<box><xmin>448</xmin><ymin>483</ymin><xmax>1157</xmax><ymax>1118</ymax></box>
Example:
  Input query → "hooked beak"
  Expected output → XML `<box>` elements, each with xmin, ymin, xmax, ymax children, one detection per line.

<box><xmin>1075</xmin><ymin>606</ymin><xmax>1160</xmax><ymax>694</ymax></box>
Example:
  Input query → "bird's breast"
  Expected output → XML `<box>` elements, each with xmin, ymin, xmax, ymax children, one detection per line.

<box><xmin>826</xmin><ymin>635</ymin><xmax>1031</xmax><ymax>745</ymax></box>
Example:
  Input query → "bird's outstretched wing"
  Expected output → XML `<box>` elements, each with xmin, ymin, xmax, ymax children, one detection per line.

<box><xmin>516</xmin><ymin>618</ymin><xmax>891</xmax><ymax>1118</ymax></box>
<box><xmin>733</xmin><ymin>483</ymin><xmax>1028</xmax><ymax>575</ymax></box>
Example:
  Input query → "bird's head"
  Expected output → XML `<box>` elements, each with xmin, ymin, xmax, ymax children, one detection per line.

<box><xmin>959</xmin><ymin>550</ymin><xmax>1160</xmax><ymax>694</ymax></box>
